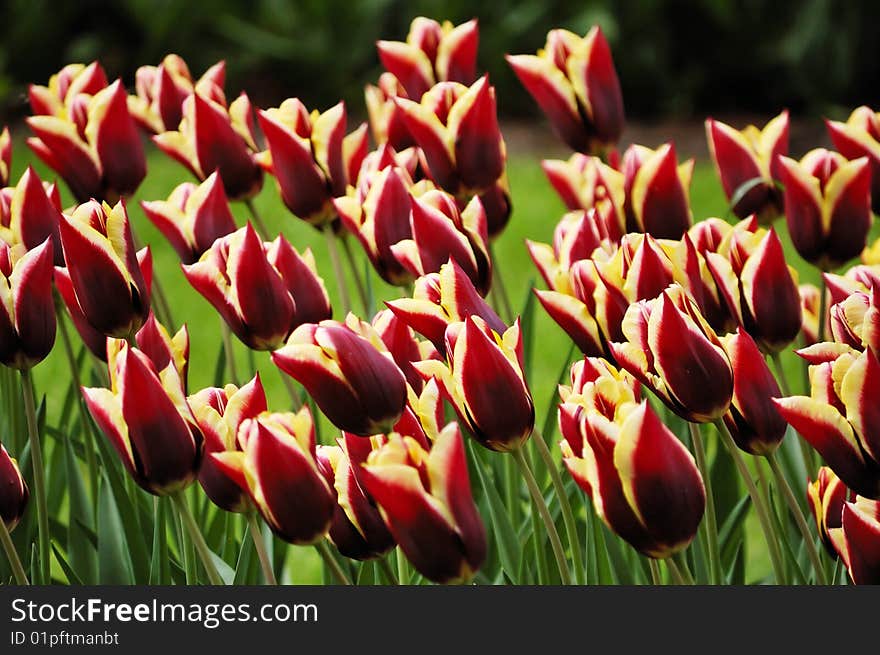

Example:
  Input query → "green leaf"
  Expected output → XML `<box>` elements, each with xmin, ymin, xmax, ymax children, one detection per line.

<box><xmin>64</xmin><ymin>434</ymin><xmax>96</xmax><ymax>584</ymax></box>
<box><xmin>233</xmin><ymin>526</ymin><xmax>256</xmax><ymax>585</ymax></box>
<box><xmin>52</xmin><ymin>542</ymin><xmax>84</xmax><ymax>585</ymax></box>
<box><xmin>149</xmin><ymin>497</ymin><xmax>170</xmax><ymax>585</ymax></box>
<box><xmin>97</xmin><ymin>475</ymin><xmax>134</xmax><ymax>584</ymax></box>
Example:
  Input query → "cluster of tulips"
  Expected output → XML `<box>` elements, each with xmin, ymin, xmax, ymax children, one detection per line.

<box><xmin>1</xmin><ymin>16</ymin><xmax>878</xmax><ymax>586</ymax></box>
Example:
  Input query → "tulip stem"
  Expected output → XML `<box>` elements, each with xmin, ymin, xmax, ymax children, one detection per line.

<box><xmin>246</xmin><ymin>510</ymin><xmax>277</xmax><ymax>585</ymax></box>
<box><xmin>648</xmin><ymin>558</ymin><xmax>663</xmax><ymax>585</ymax></box>
<box><xmin>689</xmin><ymin>422</ymin><xmax>722</xmax><ymax>585</ymax></box>
<box><xmin>765</xmin><ymin>453</ymin><xmax>828</xmax><ymax>585</ymax></box>
<box><xmin>220</xmin><ymin>320</ymin><xmax>241</xmax><ymax>386</ymax></box>
<box><xmin>315</xmin><ymin>539</ymin><xmax>351</xmax><ymax>585</ymax></box>
<box><xmin>21</xmin><ymin>369</ymin><xmax>50</xmax><ymax>584</ymax></box>
<box><xmin>279</xmin><ymin>373</ymin><xmax>304</xmax><ymax>411</ymax></box>
<box><xmin>513</xmin><ymin>447</ymin><xmax>573</xmax><ymax>585</ymax></box>
<box><xmin>323</xmin><ymin>225</ymin><xmax>352</xmax><ymax>315</ymax></box>
<box><xmin>531</xmin><ymin>429</ymin><xmax>585</xmax><ymax>584</ymax></box>
<box><xmin>714</xmin><ymin>420</ymin><xmax>787</xmax><ymax>584</ymax></box>
<box><xmin>489</xmin><ymin>244</ymin><xmax>514</xmax><ymax>324</ymax></box>
<box><xmin>171</xmin><ymin>491</ymin><xmax>225</xmax><ymax>585</ymax></box>
<box><xmin>378</xmin><ymin>556</ymin><xmax>399</xmax><ymax>585</ymax></box>
<box><xmin>245</xmin><ymin>198</ymin><xmax>272</xmax><ymax>241</ymax></box>
<box><xmin>0</xmin><ymin>516</ymin><xmax>29</xmax><ymax>585</ymax></box>
<box><xmin>340</xmin><ymin>235</ymin><xmax>371</xmax><ymax>315</ymax></box>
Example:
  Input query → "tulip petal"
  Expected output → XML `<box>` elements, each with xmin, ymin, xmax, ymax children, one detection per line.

<box><xmin>87</xmin><ymin>81</ymin><xmax>147</xmax><ymax>196</ymax></box>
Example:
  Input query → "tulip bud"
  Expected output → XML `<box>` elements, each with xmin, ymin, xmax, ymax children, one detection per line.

<box><xmin>395</xmin><ymin>76</ymin><xmax>505</xmax><ymax>196</ymax></box>
<box><xmin>154</xmin><ymin>92</ymin><xmax>263</xmax><ymax>200</ymax></box>
<box><xmin>611</xmin><ymin>284</ymin><xmax>734</xmax><ymax>423</ymax></box>
<box><xmin>830</xmin><ymin>289</ymin><xmax>879</xmax><ymax>354</ymax></box>
<box><xmin>507</xmin><ymin>26</ymin><xmax>624</xmax><ymax>155</ymax></box>
<box><xmin>272</xmin><ymin>315</ymin><xmax>408</xmax><ymax>436</ymax></box>
<box><xmin>560</xmin><ymin>377</ymin><xmax>706</xmax><ymax>558</ymax></box>
<box><xmin>416</xmin><ymin>317</ymin><xmax>534</xmax><ymax>452</ymax></box>
<box><xmin>141</xmin><ymin>171</ymin><xmax>237</xmax><ymax>264</ymax></box>
<box><xmin>774</xmin><ymin>344</ymin><xmax>880</xmax><ymax>498</ymax></box>
<box><xmin>212</xmin><ymin>408</ymin><xmax>335</xmax><ymax>544</ymax></box>
<box><xmin>82</xmin><ymin>342</ymin><xmax>203</xmax><ymax>495</ymax></box>
<box><xmin>778</xmin><ymin>149</ymin><xmax>873</xmax><ymax>270</ymax></box>
<box><xmin>360</xmin><ymin>423</ymin><xmax>486</xmax><ymax>583</ymax></box>
<box><xmin>807</xmin><ymin>466</ymin><xmax>850</xmax><ymax>556</ymax></box>
<box><xmin>0</xmin><ymin>127</ymin><xmax>11</xmax><ymax>188</ymax></box>
<box><xmin>57</xmin><ymin>200</ymin><xmax>150</xmax><ymax>338</ymax></box>
<box><xmin>183</xmin><ymin>223</ymin><xmax>330</xmax><ymax>350</ymax></box>
<box><xmin>0</xmin><ymin>239</ymin><xmax>56</xmax><ymax>369</ymax></box>
<box><xmin>719</xmin><ymin>329</ymin><xmax>787</xmax><ymax>455</ymax></box>
<box><xmin>705</xmin><ymin>226</ymin><xmax>802</xmax><ymax>353</ymax></box>
<box><xmin>391</xmin><ymin>189</ymin><xmax>492</xmax><ymax>295</ymax></box>
<box><xmin>825</xmin><ymin>105</ymin><xmax>880</xmax><ymax>214</ymax></box>
<box><xmin>133</xmin><ymin>313</ymin><xmax>190</xmax><ymax>386</ymax></box>
<box><xmin>257</xmin><ymin>99</ymin><xmax>367</xmax><ymax>226</ymax></box>
<box><xmin>129</xmin><ymin>54</ymin><xmax>226</xmax><ymax>134</ymax></box>
<box><xmin>829</xmin><ymin>496</ymin><xmax>880</xmax><ymax>584</ymax></box>
<box><xmin>316</xmin><ymin>436</ymin><xmax>395</xmax><ymax>560</ymax></box>
<box><xmin>5</xmin><ymin>167</ymin><xmax>64</xmax><ymax>265</ymax></box>
<box><xmin>386</xmin><ymin>259</ymin><xmax>506</xmax><ymax>354</ymax></box>
<box><xmin>28</xmin><ymin>70</ymin><xmax>146</xmax><ymax>203</ymax></box>
<box><xmin>705</xmin><ymin>111</ymin><xmax>788</xmax><ymax>222</ymax></box>
<box><xmin>188</xmin><ymin>375</ymin><xmax>267</xmax><ymax>512</ymax></box>
<box><xmin>541</xmin><ymin>153</ymin><xmax>603</xmax><ymax>212</ymax></box>
<box><xmin>0</xmin><ymin>443</ymin><xmax>28</xmax><ymax>532</ymax></box>
<box><xmin>377</xmin><ymin>18</ymin><xmax>478</xmax><ymax>101</ymax></box>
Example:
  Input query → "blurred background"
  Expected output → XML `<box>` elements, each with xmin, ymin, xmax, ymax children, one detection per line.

<box><xmin>2</xmin><ymin>0</ymin><xmax>879</xmax><ymax>126</ymax></box>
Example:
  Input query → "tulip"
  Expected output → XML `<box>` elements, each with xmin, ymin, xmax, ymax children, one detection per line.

<box><xmin>778</xmin><ymin>149</ymin><xmax>872</xmax><ymax>270</ymax></box>
<box><xmin>415</xmin><ymin>316</ymin><xmax>534</xmax><ymax>452</ymax></box>
<box><xmin>188</xmin><ymin>375</ymin><xmax>267</xmax><ymax>512</ymax></box>
<box><xmin>28</xmin><ymin>66</ymin><xmax>146</xmax><ymax>203</ymax></box>
<box><xmin>386</xmin><ymin>258</ymin><xmax>506</xmax><ymax>354</ymax></box>
<box><xmin>183</xmin><ymin>223</ymin><xmax>331</xmax><ymax>350</ymax></box>
<box><xmin>704</xmin><ymin>226</ymin><xmax>802</xmax><ymax>353</ymax></box>
<box><xmin>611</xmin><ymin>284</ymin><xmax>734</xmax><ymax>423</ymax></box>
<box><xmin>365</xmin><ymin>73</ymin><xmax>415</xmax><ymax>150</ymax></box>
<box><xmin>272</xmin><ymin>315</ymin><xmax>408</xmax><ymax>436</ymax></box>
<box><xmin>359</xmin><ymin>423</ymin><xmax>486</xmax><ymax>583</ymax></box>
<box><xmin>559</xmin><ymin>362</ymin><xmax>705</xmax><ymax>558</ymax></box>
<box><xmin>154</xmin><ymin>91</ymin><xmax>263</xmax><ymax>200</ymax></box>
<box><xmin>774</xmin><ymin>344</ymin><xmax>880</xmax><ymax>498</ymax></box>
<box><xmin>807</xmin><ymin>466</ymin><xmax>850</xmax><ymax>556</ymax></box>
<box><xmin>705</xmin><ymin>111</ymin><xmax>788</xmax><ymax>222</ymax></box>
<box><xmin>372</xmin><ymin>308</ymin><xmax>439</xmax><ymax>392</ymax></box>
<box><xmin>211</xmin><ymin>408</ymin><xmax>335</xmax><ymax>545</ymax></box>
<box><xmin>0</xmin><ymin>443</ymin><xmax>28</xmax><ymax>532</ymax></box>
<box><xmin>257</xmin><ymin>99</ymin><xmax>367</xmax><ymax>226</ymax></box>
<box><xmin>0</xmin><ymin>126</ymin><xmax>10</xmax><ymax>187</ymax></box>
<box><xmin>395</xmin><ymin>76</ymin><xmax>505</xmax><ymax>195</ymax></box>
<box><xmin>377</xmin><ymin>17</ymin><xmax>478</xmax><ymax>101</ymax></box>
<box><xmin>140</xmin><ymin>171</ymin><xmax>237</xmax><ymax>264</ymax></box>
<box><xmin>391</xmin><ymin>189</ymin><xmax>492</xmax><ymax>295</ymax></box>
<box><xmin>828</xmin><ymin>496</ymin><xmax>880</xmax><ymax>584</ymax></box>
<box><xmin>719</xmin><ymin>329</ymin><xmax>787</xmax><ymax>455</ymax></box>
<box><xmin>825</xmin><ymin>106</ymin><xmax>880</xmax><ymax>214</ymax></box>
<box><xmin>0</xmin><ymin>239</ymin><xmax>55</xmax><ymax>369</ymax></box>
<box><xmin>82</xmin><ymin>341</ymin><xmax>203</xmax><ymax>495</ymax></box>
<box><xmin>830</xmin><ymin>289</ymin><xmax>879</xmax><ymax>353</ymax></box>
<box><xmin>507</xmin><ymin>26</ymin><xmax>624</xmax><ymax>155</ymax></box>
<box><xmin>477</xmin><ymin>176</ymin><xmax>513</xmax><ymax>238</ymax></box>
<box><xmin>334</xmin><ymin>154</ymin><xmax>416</xmax><ymax>285</ymax></box>
<box><xmin>541</xmin><ymin>153</ymin><xmax>603</xmax><ymax>211</ymax></box>
<box><xmin>3</xmin><ymin>167</ymin><xmax>64</xmax><ymax>265</ymax></box>
<box><xmin>130</xmin><ymin>54</ymin><xmax>226</xmax><ymax>134</ymax></box>
<box><xmin>57</xmin><ymin>200</ymin><xmax>151</xmax><ymax>338</ymax></box>
<box><xmin>316</xmin><ymin>437</ymin><xmax>395</xmax><ymax>560</ymax></box>
<box><xmin>132</xmin><ymin>313</ymin><xmax>190</xmax><ymax>385</ymax></box>
<box><xmin>799</xmin><ymin>283</ymin><xmax>824</xmax><ymax>346</ymax></box>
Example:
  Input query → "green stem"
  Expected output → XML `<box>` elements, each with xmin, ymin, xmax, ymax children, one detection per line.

<box><xmin>323</xmin><ymin>225</ymin><xmax>352</xmax><ymax>315</ymax></box>
<box><xmin>0</xmin><ymin>518</ymin><xmax>29</xmax><ymax>585</ymax></box>
<box><xmin>279</xmin><ymin>373</ymin><xmax>304</xmax><ymax>412</ymax></box>
<box><xmin>246</xmin><ymin>511</ymin><xmax>278</xmax><ymax>585</ymax></box>
<box><xmin>715</xmin><ymin>419</ymin><xmax>787</xmax><ymax>583</ymax></box>
<box><xmin>531</xmin><ymin>430</ymin><xmax>585</xmax><ymax>584</ymax></box>
<box><xmin>689</xmin><ymin>422</ymin><xmax>722</xmax><ymax>585</ymax></box>
<box><xmin>378</xmin><ymin>556</ymin><xmax>399</xmax><ymax>585</ymax></box>
<box><xmin>21</xmin><ymin>369</ymin><xmax>49</xmax><ymax>584</ymax></box>
<box><xmin>648</xmin><ymin>558</ymin><xmax>663</xmax><ymax>585</ymax></box>
<box><xmin>669</xmin><ymin>552</ymin><xmax>695</xmax><ymax>585</ymax></box>
<box><xmin>245</xmin><ymin>198</ymin><xmax>272</xmax><ymax>241</ymax></box>
<box><xmin>339</xmin><ymin>235</ymin><xmax>370</xmax><ymax>315</ymax></box>
<box><xmin>513</xmin><ymin>447</ymin><xmax>572</xmax><ymax>585</ymax></box>
<box><xmin>220</xmin><ymin>320</ymin><xmax>240</xmax><ymax>386</ymax></box>
<box><xmin>766</xmin><ymin>453</ymin><xmax>828</xmax><ymax>584</ymax></box>
<box><xmin>316</xmin><ymin>539</ymin><xmax>351</xmax><ymax>585</ymax></box>
<box><xmin>171</xmin><ymin>491</ymin><xmax>225</xmax><ymax>585</ymax></box>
